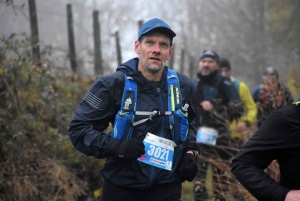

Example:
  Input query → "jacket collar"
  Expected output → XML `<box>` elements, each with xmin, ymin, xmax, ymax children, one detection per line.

<box><xmin>117</xmin><ymin>58</ymin><xmax>169</xmax><ymax>93</ymax></box>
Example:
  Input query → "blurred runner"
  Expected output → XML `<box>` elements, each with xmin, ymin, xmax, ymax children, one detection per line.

<box><xmin>193</xmin><ymin>51</ymin><xmax>244</xmax><ymax>201</ymax></box>
<box><xmin>252</xmin><ymin>67</ymin><xmax>293</xmax><ymax>128</ymax></box>
<box><xmin>220</xmin><ymin>58</ymin><xmax>257</xmax><ymax>147</ymax></box>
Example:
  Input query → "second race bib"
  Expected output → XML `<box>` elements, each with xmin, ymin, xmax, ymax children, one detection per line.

<box><xmin>196</xmin><ymin>127</ymin><xmax>219</xmax><ymax>145</ymax></box>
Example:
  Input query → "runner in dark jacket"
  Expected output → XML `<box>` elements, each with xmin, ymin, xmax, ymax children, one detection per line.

<box><xmin>69</xmin><ymin>18</ymin><xmax>200</xmax><ymax>201</ymax></box>
<box><xmin>193</xmin><ymin>50</ymin><xmax>244</xmax><ymax>201</ymax></box>
<box><xmin>231</xmin><ymin>102</ymin><xmax>300</xmax><ymax>201</ymax></box>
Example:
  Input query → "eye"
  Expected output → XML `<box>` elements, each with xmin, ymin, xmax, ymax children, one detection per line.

<box><xmin>161</xmin><ymin>43</ymin><xmax>168</xmax><ymax>48</ymax></box>
<box><xmin>146</xmin><ymin>41</ymin><xmax>153</xmax><ymax>45</ymax></box>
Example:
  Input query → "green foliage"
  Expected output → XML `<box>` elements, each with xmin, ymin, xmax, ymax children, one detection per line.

<box><xmin>0</xmin><ymin>35</ymin><xmax>104</xmax><ymax>201</ymax></box>
<box><xmin>287</xmin><ymin>65</ymin><xmax>300</xmax><ymax>100</ymax></box>
<box><xmin>268</xmin><ymin>0</ymin><xmax>300</xmax><ymax>53</ymax></box>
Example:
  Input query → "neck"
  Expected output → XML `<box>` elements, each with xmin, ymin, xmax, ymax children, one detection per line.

<box><xmin>197</xmin><ymin>70</ymin><xmax>218</xmax><ymax>82</ymax></box>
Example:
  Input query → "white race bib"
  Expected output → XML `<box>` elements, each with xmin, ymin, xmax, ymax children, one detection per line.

<box><xmin>196</xmin><ymin>127</ymin><xmax>219</xmax><ymax>145</ymax></box>
<box><xmin>138</xmin><ymin>133</ymin><xmax>176</xmax><ymax>171</ymax></box>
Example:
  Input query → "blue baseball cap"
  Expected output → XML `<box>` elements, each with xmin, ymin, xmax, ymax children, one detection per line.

<box><xmin>138</xmin><ymin>18</ymin><xmax>176</xmax><ymax>41</ymax></box>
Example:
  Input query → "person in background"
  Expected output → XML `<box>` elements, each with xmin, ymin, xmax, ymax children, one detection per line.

<box><xmin>252</xmin><ymin>66</ymin><xmax>294</xmax><ymax>183</ymax></box>
<box><xmin>193</xmin><ymin>51</ymin><xmax>244</xmax><ymax>201</ymax></box>
<box><xmin>219</xmin><ymin>58</ymin><xmax>257</xmax><ymax>147</ymax></box>
<box><xmin>252</xmin><ymin>67</ymin><xmax>293</xmax><ymax>128</ymax></box>
<box><xmin>231</xmin><ymin>101</ymin><xmax>300</xmax><ymax>201</ymax></box>
<box><xmin>68</xmin><ymin>18</ymin><xmax>199</xmax><ymax>201</ymax></box>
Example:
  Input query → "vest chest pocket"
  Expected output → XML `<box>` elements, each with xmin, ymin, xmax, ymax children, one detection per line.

<box><xmin>171</xmin><ymin>105</ymin><xmax>189</xmax><ymax>145</ymax></box>
<box><xmin>111</xmin><ymin>89</ymin><xmax>135</xmax><ymax>140</ymax></box>
<box><xmin>112</xmin><ymin>110</ymin><xmax>134</xmax><ymax>140</ymax></box>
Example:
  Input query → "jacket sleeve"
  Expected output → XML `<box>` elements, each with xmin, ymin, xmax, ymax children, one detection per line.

<box><xmin>68</xmin><ymin>74</ymin><xmax>123</xmax><ymax>159</ymax></box>
<box><xmin>231</xmin><ymin>108</ymin><xmax>290</xmax><ymax>201</ymax></box>
<box><xmin>238</xmin><ymin>81</ymin><xmax>258</xmax><ymax>125</ymax></box>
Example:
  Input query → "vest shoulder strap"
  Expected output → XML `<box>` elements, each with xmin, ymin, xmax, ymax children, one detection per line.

<box><xmin>121</xmin><ymin>74</ymin><xmax>137</xmax><ymax>112</ymax></box>
<box><xmin>233</xmin><ymin>79</ymin><xmax>240</xmax><ymax>91</ymax></box>
<box><xmin>167</xmin><ymin>69</ymin><xmax>182</xmax><ymax>111</ymax></box>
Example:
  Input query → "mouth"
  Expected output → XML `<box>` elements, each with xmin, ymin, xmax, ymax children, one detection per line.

<box><xmin>149</xmin><ymin>57</ymin><xmax>161</xmax><ymax>62</ymax></box>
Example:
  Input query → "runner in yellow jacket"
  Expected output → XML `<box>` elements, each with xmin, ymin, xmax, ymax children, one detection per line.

<box><xmin>220</xmin><ymin>58</ymin><xmax>257</xmax><ymax>146</ymax></box>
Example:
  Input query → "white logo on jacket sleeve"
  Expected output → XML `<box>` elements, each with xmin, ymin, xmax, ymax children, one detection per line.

<box><xmin>84</xmin><ymin>91</ymin><xmax>102</xmax><ymax>108</ymax></box>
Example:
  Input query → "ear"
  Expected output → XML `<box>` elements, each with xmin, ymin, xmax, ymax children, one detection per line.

<box><xmin>167</xmin><ymin>46</ymin><xmax>174</xmax><ymax>60</ymax></box>
<box><xmin>134</xmin><ymin>40</ymin><xmax>140</xmax><ymax>54</ymax></box>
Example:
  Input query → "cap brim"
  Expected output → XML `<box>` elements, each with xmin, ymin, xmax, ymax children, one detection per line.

<box><xmin>141</xmin><ymin>27</ymin><xmax>176</xmax><ymax>40</ymax></box>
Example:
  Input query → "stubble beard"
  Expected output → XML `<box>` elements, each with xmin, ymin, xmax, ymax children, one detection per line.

<box><xmin>201</xmin><ymin>67</ymin><xmax>212</xmax><ymax>76</ymax></box>
<box><xmin>140</xmin><ymin>59</ymin><xmax>164</xmax><ymax>75</ymax></box>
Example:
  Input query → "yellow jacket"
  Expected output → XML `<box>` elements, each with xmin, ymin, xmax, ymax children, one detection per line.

<box><xmin>230</xmin><ymin>77</ymin><xmax>258</xmax><ymax>138</ymax></box>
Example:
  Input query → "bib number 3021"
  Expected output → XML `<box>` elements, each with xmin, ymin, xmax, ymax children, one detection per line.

<box><xmin>147</xmin><ymin>145</ymin><xmax>170</xmax><ymax>160</ymax></box>
<box><xmin>138</xmin><ymin>133</ymin><xmax>176</xmax><ymax>171</ymax></box>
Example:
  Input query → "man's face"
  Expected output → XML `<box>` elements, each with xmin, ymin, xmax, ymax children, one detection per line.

<box><xmin>198</xmin><ymin>57</ymin><xmax>219</xmax><ymax>76</ymax></box>
<box><xmin>220</xmin><ymin>68</ymin><xmax>230</xmax><ymax>78</ymax></box>
<box><xmin>134</xmin><ymin>32</ymin><xmax>173</xmax><ymax>74</ymax></box>
<box><xmin>264</xmin><ymin>74</ymin><xmax>278</xmax><ymax>88</ymax></box>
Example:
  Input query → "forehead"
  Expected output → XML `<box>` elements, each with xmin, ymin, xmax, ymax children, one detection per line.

<box><xmin>142</xmin><ymin>31</ymin><xmax>171</xmax><ymax>42</ymax></box>
<box><xmin>265</xmin><ymin>74</ymin><xmax>277</xmax><ymax>79</ymax></box>
<box><xmin>200</xmin><ymin>57</ymin><xmax>215</xmax><ymax>63</ymax></box>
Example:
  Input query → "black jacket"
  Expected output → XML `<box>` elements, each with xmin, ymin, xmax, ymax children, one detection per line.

<box><xmin>69</xmin><ymin>58</ymin><xmax>200</xmax><ymax>189</ymax></box>
<box><xmin>231</xmin><ymin>103</ymin><xmax>300</xmax><ymax>201</ymax></box>
<box><xmin>193</xmin><ymin>71</ymin><xmax>243</xmax><ymax>134</ymax></box>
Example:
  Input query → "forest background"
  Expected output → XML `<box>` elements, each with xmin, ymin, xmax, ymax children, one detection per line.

<box><xmin>0</xmin><ymin>0</ymin><xmax>299</xmax><ymax>200</ymax></box>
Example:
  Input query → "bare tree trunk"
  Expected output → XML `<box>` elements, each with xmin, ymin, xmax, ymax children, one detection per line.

<box><xmin>253</xmin><ymin>0</ymin><xmax>267</xmax><ymax>84</ymax></box>
<box><xmin>28</xmin><ymin>0</ymin><xmax>40</xmax><ymax>60</ymax></box>
<box><xmin>115</xmin><ymin>31</ymin><xmax>122</xmax><ymax>65</ymax></box>
<box><xmin>189</xmin><ymin>56</ymin><xmax>195</xmax><ymax>80</ymax></box>
<box><xmin>180</xmin><ymin>49</ymin><xmax>185</xmax><ymax>74</ymax></box>
<box><xmin>138</xmin><ymin>20</ymin><xmax>144</xmax><ymax>30</ymax></box>
<box><xmin>67</xmin><ymin>4</ymin><xmax>77</xmax><ymax>73</ymax></box>
<box><xmin>93</xmin><ymin>10</ymin><xmax>103</xmax><ymax>75</ymax></box>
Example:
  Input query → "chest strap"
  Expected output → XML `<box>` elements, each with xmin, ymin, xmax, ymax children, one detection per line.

<box><xmin>132</xmin><ymin>111</ymin><xmax>173</xmax><ymax>126</ymax></box>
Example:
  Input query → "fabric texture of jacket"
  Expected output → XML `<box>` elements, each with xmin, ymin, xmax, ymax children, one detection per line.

<box><xmin>193</xmin><ymin>71</ymin><xmax>244</xmax><ymax>135</ymax></box>
<box><xmin>230</xmin><ymin>77</ymin><xmax>258</xmax><ymax>138</ymax></box>
<box><xmin>231</xmin><ymin>103</ymin><xmax>300</xmax><ymax>201</ymax></box>
<box><xmin>68</xmin><ymin>58</ymin><xmax>200</xmax><ymax>189</ymax></box>
<box><xmin>252</xmin><ymin>83</ymin><xmax>293</xmax><ymax>128</ymax></box>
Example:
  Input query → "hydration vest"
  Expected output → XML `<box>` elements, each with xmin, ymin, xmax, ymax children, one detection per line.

<box><xmin>232</xmin><ymin>79</ymin><xmax>240</xmax><ymax>91</ymax></box>
<box><xmin>111</xmin><ymin>69</ymin><xmax>189</xmax><ymax>145</ymax></box>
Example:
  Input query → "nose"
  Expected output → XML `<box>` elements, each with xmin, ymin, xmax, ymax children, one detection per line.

<box><xmin>152</xmin><ymin>43</ymin><xmax>161</xmax><ymax>54</ymax></box>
